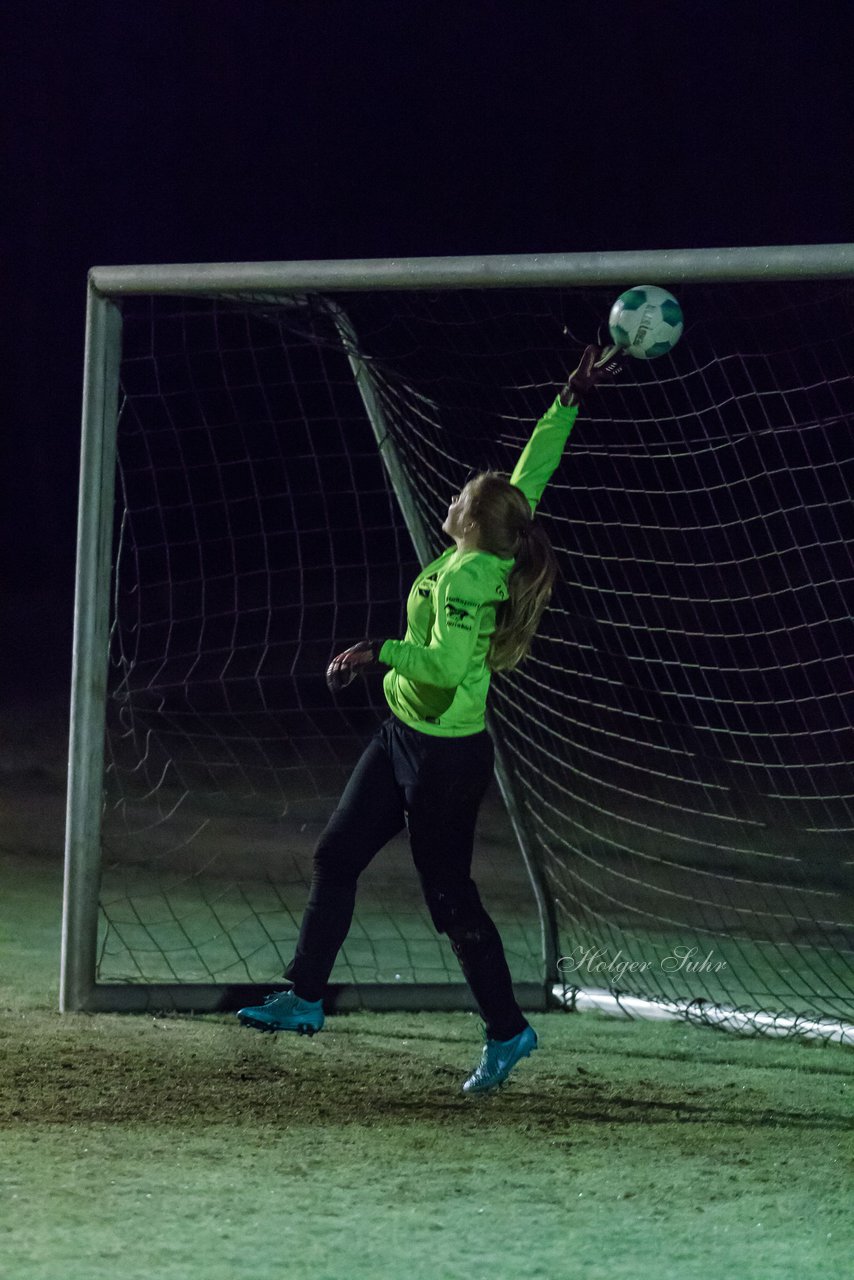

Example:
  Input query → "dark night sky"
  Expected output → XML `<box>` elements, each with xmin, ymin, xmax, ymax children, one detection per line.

<box><xmin>2</xmin><ymin>0</ymin><xmax>852</xmax><ymax>700</ymax></box>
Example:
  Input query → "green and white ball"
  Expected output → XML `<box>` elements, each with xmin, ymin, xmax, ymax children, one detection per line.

<box><xmin>608</xmin><ymin>285</ymin><xmax>683</xmax><ymax>359</ymax></box>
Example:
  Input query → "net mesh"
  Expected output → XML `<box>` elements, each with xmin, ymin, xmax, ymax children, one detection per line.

<box><xmin>100</xmin><ymin>280</ymin><xmax>854</xmax><ymax>1026</ymax></box>
<box><xmin>102</xmin><ymin>294</ymin><xmax>542</xmax><ymax>990</ymax></box>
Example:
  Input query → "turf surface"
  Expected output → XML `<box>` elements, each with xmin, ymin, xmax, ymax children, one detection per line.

<box><xmin>2</xmin><ymin>852</ymin><xmax>853</xmax><ymax>1279</ymax></box>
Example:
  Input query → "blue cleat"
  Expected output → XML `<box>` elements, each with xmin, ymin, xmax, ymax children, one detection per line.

<box><xmin>462</xmin><ymin>1024</ymin><xmax>538</xmax><ymax>1094</ymax></box>
<box><xmin>237</xmin><ymin>989</ymin><xmax>325</xmax><ymax>1036</ymax></box>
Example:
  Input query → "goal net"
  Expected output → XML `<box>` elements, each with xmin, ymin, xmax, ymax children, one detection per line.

<box><xmin>62</xmin><ymin>250</ymin><xmax>854</xmax><ymax>1044</ymax></box>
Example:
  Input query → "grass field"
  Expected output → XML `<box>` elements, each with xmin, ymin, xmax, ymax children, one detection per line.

<box><xmin>2</xmin><ymin>846</ymin><xmax>853</xmax><ymax>1280</ymax></box>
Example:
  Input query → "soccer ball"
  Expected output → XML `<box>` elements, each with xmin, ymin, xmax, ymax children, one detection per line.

<box><xmin>608</xmin><ymin>285</ymin><xmax>684</xmax><ymax>359</ymax></box>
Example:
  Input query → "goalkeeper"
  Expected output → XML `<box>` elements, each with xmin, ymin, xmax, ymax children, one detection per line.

<box><xmin>238</xmin><ymin>346</ymin><xmax>621</xmax><ymax>1093</ymax></box>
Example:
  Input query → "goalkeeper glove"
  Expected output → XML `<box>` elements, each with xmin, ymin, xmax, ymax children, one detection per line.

<box><xmin>559</xmin><ymin>344</ymin><xmax>624</xmax><ymax>406</ymax></box>
<box><xmin>326</xmin><ymin>640</ymin><xmax>386</xmax><ymax>693</ymax></box>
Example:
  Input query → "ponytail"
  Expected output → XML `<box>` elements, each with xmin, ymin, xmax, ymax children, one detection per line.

<box><xmin>464</xmin><ymin>472</ymin><xmax>559</xmax><ymax>673</ymax></box>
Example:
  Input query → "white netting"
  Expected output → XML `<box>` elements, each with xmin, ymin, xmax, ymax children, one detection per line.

<box><xmin>102</xmin><ymin>295</ymin><xmax>542</xmax><ymax>990</ymax></box>
<box><xmin>100</xmin><ymin>281</ymin><xmax>854</xmax><ymax>1027</ymax></box>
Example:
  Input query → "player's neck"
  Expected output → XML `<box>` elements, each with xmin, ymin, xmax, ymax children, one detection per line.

<box><xmin>451</xmin><ymin>534</ymin><xmax>482</xmax><ymax>555</ymax></box>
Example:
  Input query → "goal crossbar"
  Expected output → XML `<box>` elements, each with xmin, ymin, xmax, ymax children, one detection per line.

<box><xmin>89</xmin><ymin>243</ymin><xmax>854</xmax><ymax>297</ymax></box>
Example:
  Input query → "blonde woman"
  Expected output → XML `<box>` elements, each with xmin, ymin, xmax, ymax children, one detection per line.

<box><xmin>238</xmin><ymin>345</ymin><xmax>622</xmax><ymax>1093</ymax></box>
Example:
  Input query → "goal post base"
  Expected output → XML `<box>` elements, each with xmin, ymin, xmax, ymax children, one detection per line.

<box><xmin>556</xmin><ymin>985</ymin><xmax>854</xmax><ymax>1048</ymax></box>
<box><xmin>72</xmin><ymin>981</ymin><xmax>554</xmax><ymax>1016</ymax></box>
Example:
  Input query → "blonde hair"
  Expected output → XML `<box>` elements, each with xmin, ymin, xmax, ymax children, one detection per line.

<box><xmin>464</xmin><ymin>472</ymin><xmax>559</xmax><ymax>672</ymax></box>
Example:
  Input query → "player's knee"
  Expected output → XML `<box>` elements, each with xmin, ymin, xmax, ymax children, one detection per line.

<box><xmin>424</xmin><ymin>881</ymin><xmax>488</xmax><ymax>939</ymax></box>
<box><xmin>312</xmin><ymin>823</ymin><xmax>360</xmax><ymax>883</ymax></box>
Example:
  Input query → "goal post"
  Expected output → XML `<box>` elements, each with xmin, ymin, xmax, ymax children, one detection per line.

<box><xmin>61</xmin><ymin>246</ymin><xmax>854</xmax><ymax>1046</ymax></box>
<box><xmin>61</xmin><ymin>286</ymin><xmax>122</xmax><ymax>1013</ymax></box>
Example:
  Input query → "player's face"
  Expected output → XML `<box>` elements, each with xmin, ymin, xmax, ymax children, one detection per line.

<box><xmin>442</xmin><ymin>485</ymin><xmax>473</xmax><ymax>540</ymax></box>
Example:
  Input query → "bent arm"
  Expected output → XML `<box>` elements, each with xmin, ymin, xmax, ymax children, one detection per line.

<box><xmin>378</xmin><ymin>564</ymin><xmax>484</xmax><ymax>688</ymax></box>
<box><xmin>509</xmin><ymin>396</ymin><xmax>579</xmax><ymax>515</ymax></box>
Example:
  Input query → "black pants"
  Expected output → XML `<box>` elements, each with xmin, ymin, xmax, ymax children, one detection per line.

<box><xmin>285</xmin><ymin>715</ymin><xmax>528</xmax><ymax>1042</ymax></box>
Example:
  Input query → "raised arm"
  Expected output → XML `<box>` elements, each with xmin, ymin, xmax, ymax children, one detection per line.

<box><xmin>509</xmin><ymin>397</ymin><xmax>579</xmax><ymax>516</ymax></box>
<box><xmin>510</xmin><ymin>344</ymin><xmax>623</xmax><ymax>515</ymax></box>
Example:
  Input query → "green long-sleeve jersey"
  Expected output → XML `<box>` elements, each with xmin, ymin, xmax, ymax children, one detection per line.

<box><xmin>378</xmin><ymin>395</ymin><xmax>580</xmax><ymax>737</ymax></box>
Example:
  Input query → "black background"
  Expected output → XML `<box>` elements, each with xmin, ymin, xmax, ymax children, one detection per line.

<box><xmin>3</xmin><ymin>0</ymin><xmax>852</xmax><ymax>703</ymax></box>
